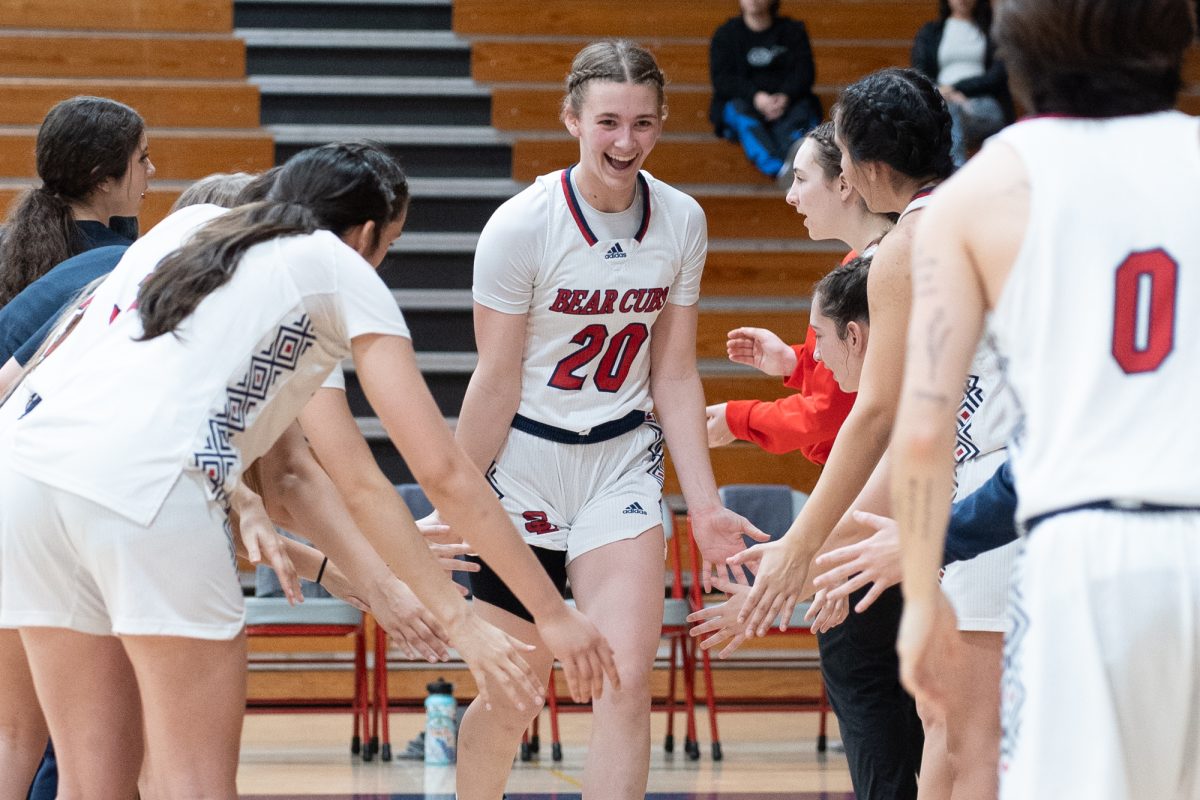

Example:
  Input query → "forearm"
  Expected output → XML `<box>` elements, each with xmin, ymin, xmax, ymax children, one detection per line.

<box><xmin>265</xmin><ymin>454</ymin><xmax>470</xmax><ymax>629</ymax></box>
<box><xmin>652</xmin><ymin>369</ymin><xmax>721</xmax><ymax>513</ymax></box>
<box><xmin>454</xmin><ymin>368</ymin><xmax>522</xmax><ymax>473</ymax></box>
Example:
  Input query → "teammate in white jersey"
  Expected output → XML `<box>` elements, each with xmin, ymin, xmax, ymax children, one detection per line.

<box><xmin>893</xmin><ymin>0</ymin><xmax>1200</xmax><ymax>797</ymax></box>
<box><xmin>450</xmin><ymin>40</ymin><xmax>766</xmax><ymax>800</ymax></box>
<box><xmin>0</xmin><ymin>143</ymin><xmax>615</xmax><ymax>799</ymax></box>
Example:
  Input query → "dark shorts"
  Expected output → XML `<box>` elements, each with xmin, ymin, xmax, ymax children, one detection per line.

<box><xmin>466</xmin><ymin>545</ymin><xmax>569</xmax><ymax>624</ymax></box>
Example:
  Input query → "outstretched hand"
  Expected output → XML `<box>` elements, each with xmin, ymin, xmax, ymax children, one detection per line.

<box><xmin>812</xmin><ymin>509</ymin><xmax>903</xmax><ymax>613</ymax></box>
<box><xmin>446</xmin><ymin>612</ymin><xmax>544</xmax><ymax>713</ymax></box>
<box><xmin>691</xmin><ymin>506</ymin><xmax>771</xmax><ymax>593</ymax></box>
<box><xmin>705</xmin><ymin>403</ymin><xmax>736</xmax><ymax>448</ymax></box>
<box><xmin>725</xmin><ymin>538</ymin><xmax>811</xmax><ymax>636</ymax></box>
<box><xmin>535</xmin><ymin>604</ymin><xmax>621</xmax><ymax>704</ymax></box>
<box><xmin>726</xmin><ymin>327</ymin><xmax>798</xmax><ymax>377</ymax></box>
<box><xmin>368</xmin><ymin>577</ymin><xmax>455</xmax><ymax>663</ymax></box>
<box><xmin>687</xmin><ymin>577</ymin><xmax>752</xmax><ymax>658</ymax></box>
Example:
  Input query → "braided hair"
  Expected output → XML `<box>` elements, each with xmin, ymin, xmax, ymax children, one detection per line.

<box><xmin>834</xmin><ymin>68</ymin><xmax>954</xmax><ymax>183</ymax></box>
<box><xmin>562</xmin><ymin>40</ymin><xmax>667</xmax><ymax>120</ymax></box>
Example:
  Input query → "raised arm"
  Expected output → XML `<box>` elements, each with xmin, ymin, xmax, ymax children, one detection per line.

<box><xmin>729</xmin><ymin>227</ymin><xmax>915</xmax><ymax>631</ymax></box>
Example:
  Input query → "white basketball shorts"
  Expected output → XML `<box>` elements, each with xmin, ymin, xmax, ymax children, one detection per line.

<box><xmin>942</xmin><ymin>449</ymin><xmax>1019</xmax><ymax>632</ymax></box>
<box><xmin>1000</xmin><ymin>509</ymin><xmax>1200</xmax><ymax>800</ymax></box>
<box><xmin>487</xmin><ymin>416</ymin><xmax>665</xmax><ymax>562</ymax></box>
<box><xmin>0</xmin><ymin>463</ymin><xmax>245</xmax><ymax>639</ymax></box>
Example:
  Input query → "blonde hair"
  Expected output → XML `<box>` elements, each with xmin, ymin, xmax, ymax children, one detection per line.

<box><xmin>561</xmin><ymin>40</ymin><xmax>667</xmax><ymax>121</ymax></box>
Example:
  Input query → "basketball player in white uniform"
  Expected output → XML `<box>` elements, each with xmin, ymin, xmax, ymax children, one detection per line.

<box><xmin>892</xmin><ymin>0</ymin><xmax>1200</xmax><ymax>797</ymax></box>
<box><xmin>450</xmin><ymin>40</ymin><xmax>766</xmax><ymax>800</ymax></box>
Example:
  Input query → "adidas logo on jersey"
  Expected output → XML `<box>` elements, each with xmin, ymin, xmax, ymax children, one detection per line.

<box><xmin>604</xmin><ymin>242</ymin><xmax>627</xmax><ymax>260</ymax></box>
<box><xmin>622</xmin><ymin>501</ymin><xmax>647</xmax><ymax>515</ymax></box>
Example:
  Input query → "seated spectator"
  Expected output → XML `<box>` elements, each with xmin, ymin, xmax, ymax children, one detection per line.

<box><xmin>911</xmin><ymin>0</ymin><xmax>1013</xmax><ymax>164</ymax></box>
<box><xmin>710</xmin><ymin>0</ymin><xmax>822</xmax><ymax>183</ymax></box>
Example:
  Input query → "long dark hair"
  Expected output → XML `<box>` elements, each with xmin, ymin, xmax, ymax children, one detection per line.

<box><xmin>137</xmin><ymin>141</ymin><xmax>409</xmax><ymax>339</ymax></box>
<box><xmin>938</xmin><ymin>0</ymin><xmax>992</xmax><ymax>31</ymax></box>
<box><xmin>995</xmin><ymin>0</ymin><xmax>1193</xmax><ymax>117</ymax></box>
<box><xmin>834</xmin><ymin>68</ymin><xmax>954</xmax><ymax>183</ymax></box>
<box><xmin>0</xmin><ymin>96</ymin><xmax>144</xmax><ymax>306</ymax></box>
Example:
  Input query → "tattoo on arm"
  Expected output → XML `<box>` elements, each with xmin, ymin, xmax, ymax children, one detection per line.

<box><xmin>903</xmin><ymin>476</ymin><xmax>939</xmax><ymax>543</ymax></box>
<box><xmin>923</xmin><ymin>306</ymin><xmax>951</xmax><ymax>381</ymax></box>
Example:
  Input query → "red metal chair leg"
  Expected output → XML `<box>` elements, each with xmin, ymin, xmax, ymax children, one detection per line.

<box><xmin>547</xmin><ymin>671</ymin><xmax>562</xmax><ymax>762</ymax></box>
<box><xmin>698</xmin><ymin>635</ymin><xmax>722</xmax><ymax>760</ymax></box>
<box><xmin>816</xmin><ymin>682</ymin><xmax>829</xmax><ymax>753</ymax></box>
<box><xmin>356</xmin><ymin>621</ymin><xmax>373</xmax><ymax>760</ymax></box>
<box><xmin>664</xmin><ymin>633</ymin><xmax>679</xmax><ymax>753</ymax></box>
<box><xmin>376</xmin><ymin>625</ymin><xmax>392</xmax><ymax>761</ymax></box>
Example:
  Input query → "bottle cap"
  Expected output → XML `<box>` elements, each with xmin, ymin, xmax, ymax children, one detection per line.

<box><xmin>426</xmin><ymin>676</ymin><xmax>454</xmax><ymax>695</ymax></box>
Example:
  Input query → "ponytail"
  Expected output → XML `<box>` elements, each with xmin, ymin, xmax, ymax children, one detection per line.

<box><xmin>0</xmin><ymin>187</ymin><xmax>77</xmax><ymax>307</ymax></box>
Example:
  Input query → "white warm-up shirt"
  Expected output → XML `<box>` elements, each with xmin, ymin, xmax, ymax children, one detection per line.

<box><xmin>6</xmin><ymin>206</ymin><xmax>408</xmax><ymax>524</ymax></box>
<box><xmin>473</xmin><ymin>167</ymin><xmax>706</xmax><ymax>433</ymax></box>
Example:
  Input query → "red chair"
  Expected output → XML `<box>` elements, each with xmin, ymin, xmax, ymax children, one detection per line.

<box><xmin>682</xmin><ymin>486</ymin><xmax>831</xmax><ymax>761</ymax></box>
<box><xmin>244</xmin><ymin>597</ymin><xmax>372</xmax><ymax>757</ymax></box>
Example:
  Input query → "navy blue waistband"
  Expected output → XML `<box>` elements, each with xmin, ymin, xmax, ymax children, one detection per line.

<box><xmin>1027</xmin><ymin>500</ymin><xmax>1200</xmax><ymax>532</ymax></box>
<box><xmin>511</xmin><ymin>410</ymin><xmax>646</xmax><ymax>445</ymax></box>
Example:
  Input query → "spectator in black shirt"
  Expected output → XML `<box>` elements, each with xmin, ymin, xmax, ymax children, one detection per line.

<box><xmin>710</xmin><ymin>0</ymin><xmax>822</xmax><ymax>183</ymax></box>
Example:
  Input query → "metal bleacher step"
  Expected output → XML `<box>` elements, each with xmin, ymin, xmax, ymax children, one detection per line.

<box><xmin>234</xmin><ymin>0</ymin><xmax>452</xmax><ymax>33</ymax></box>
<box><xmin>269</xmin><ymin>123</ymin><xmax>512</xmax><ymax>179</ymax></box>
<box><xmin>252</xmin><ymin>75</ymin><xmax>492</xmax><ymax>127</ymax></box>
<box><xmin>237</xmin><ymin>28</ymin><xmax>470</xmax><ymax>78</ymax></box>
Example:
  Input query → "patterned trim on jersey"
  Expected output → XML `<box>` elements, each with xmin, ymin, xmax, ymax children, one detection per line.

<box><xmin>644</xmin><ymin>412</ymin><xmax>665</xmax><ymax>488</ymax></box>
<box><xmin>955</xmin><ymin>373</ymin><xmax>985</xmax><ymax>465</ymax></box>
<box><xmin>999</xmin><ymin>541</ymin><xmax>1029</xmax><ymax>777</ymax></box>
<box><xmin>192</xmin><ymin>313</ymin><xmax>317</xmax><ymax>514</ymax></box>
<box><xmin>560</xmin><ymin>165</ymin><xmax>652</xmax><ymax>246</ymax></box>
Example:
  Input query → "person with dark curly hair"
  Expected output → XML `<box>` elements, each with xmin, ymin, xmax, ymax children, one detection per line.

<box><xmin>0</xmin><ymin>96</ymin><xmax>152</xmax><ymax>308</ymax></box>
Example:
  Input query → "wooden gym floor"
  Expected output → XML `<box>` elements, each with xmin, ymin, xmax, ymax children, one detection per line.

<box><xmin>237</xmin><ymin>708</ymin><xmax>855</xmax><ymax>798</ymax></box>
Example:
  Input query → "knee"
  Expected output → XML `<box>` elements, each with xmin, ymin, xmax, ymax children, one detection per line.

<box><xmin>594</xmin><ymin>663</ymin><xmax>652</xmax><ymax>719</ymax></box>
<box><xmin>461</xmin><ymin>695</ymin><xmax>542</xmax><ymax>741</ymax></box>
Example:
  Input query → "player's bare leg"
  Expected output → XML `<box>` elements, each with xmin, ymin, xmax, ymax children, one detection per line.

<box><xmin>568</xmin><ymin>527</ymin><xmax>666</xmax><ymax>800</ymax></box>
<box><xmin>945</xmin><ymin>631</ymin><xmax>1002</xmax><ymax>800</ymax></box>
<box><xmin>456</xmin><ymin>604</ymin><xmax>553</xmax><ymax>800</ymax></box>
<box><xmin>0</xmin><ymin>629</ymin><xmax>51</xmax><ymax>797</ymax></box>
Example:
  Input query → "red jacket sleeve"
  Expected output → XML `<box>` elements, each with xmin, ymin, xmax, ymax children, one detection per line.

<box><xmin>724</xmin><ymin>328</ymin><xmax>855</xmax><ymax>464</ymax></box>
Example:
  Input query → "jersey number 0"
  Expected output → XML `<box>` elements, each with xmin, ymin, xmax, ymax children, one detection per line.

<box><xmin>1111</xmin><ymin>249</ymin><xmax>1177</xmax><ymax>375</ymax></box>
<box><xmin>549</xmin><ymin>323</ymin><xmax>649</xmax><ymax>392</ymax></box>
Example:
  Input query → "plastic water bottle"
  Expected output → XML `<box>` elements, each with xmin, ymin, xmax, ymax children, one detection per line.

<box><xmin>424</xmin><ymin>677</ymin><xmax>457</xmax><ymax>764</ymax></box>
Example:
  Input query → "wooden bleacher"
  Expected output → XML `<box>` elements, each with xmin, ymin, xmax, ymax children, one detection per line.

<box><xmin>0</xmin><ymin>0</ymin><xmax>273</xmax><ymax>231</ymax></box>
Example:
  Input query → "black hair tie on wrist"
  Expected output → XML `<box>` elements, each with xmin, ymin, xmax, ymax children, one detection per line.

<box><xmin>316</xmin><ymin>556</ymin><xmax>329</xmax><ymax>586</ymax></box>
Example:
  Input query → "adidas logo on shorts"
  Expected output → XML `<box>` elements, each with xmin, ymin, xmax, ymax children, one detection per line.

<box><xmin>622</xmin><ymin>501</ymin><xmax>647</xmax><ymax>515</ymax></box>
<box><xmin>604</xmin><ymin>242</ymin><xmax>627</xmax><ymax>260</ymax></box>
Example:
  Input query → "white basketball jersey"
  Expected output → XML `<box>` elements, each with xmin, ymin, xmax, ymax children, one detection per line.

<box><xmin>990</xmin><ymin>112</ymin><xmax>1200</xmax><ymax>522</ymax></box>
<box><xmin>473</xmin><ymin>168</ymin><xmax>705</xmax><ymax>433</ymax></box>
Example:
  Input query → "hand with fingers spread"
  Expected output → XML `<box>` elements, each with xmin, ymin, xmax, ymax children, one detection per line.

<box><xmin>367</xmin><ymin>577</ymin><xmax>455</xmax><ymax>663</ymax></box>
<box><xmin>803</xmin><ymin>586</ymin><xmax>849</xmax><ymax>633</ymax></box>
<box><xmin>897</xmin><ymin>590</ymin><xmax>962</xmax><ymax>714</ymax></box>
<box><xmin>535</xmin><ymin>604</ymin><xmax>621</xmax><ymax>704</ymax></box>
<box><xmin>686</xmin><ymin>578</ymin><xmax>753</xmax><ymax>658</ymax></box>
<box><xmin>428</xmin><ymin>541</ymin><xmax>481</xmax><ymax>584</ymax></box>
<box><xmin>726</xmin><ymin>537</ymin><xmax>814</xmax><ymax>636</ymax></box>
<box><xmin>446</xmin><ymin>611</ymin><xmax>544</xmax><ymax>713</ymax></box>
<box><xmin>725</xmin><ymin>327</ymin><xmax>798</xmax><ymax>377</ymax></box>
<box><xmin>691</xmin><ymin>506</ymin><xmax>771</xmax><ymax>593</ymax></box>
<box><xmin>811</xmin><ymin>509</ymin><xmax>903</xmax><ymax>614</ymax></box>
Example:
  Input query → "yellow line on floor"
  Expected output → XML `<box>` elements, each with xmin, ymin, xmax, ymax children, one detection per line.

<box><xmin>545</xmin><ymin>767</ymin><xmax>583</xmax><ymax>788</ymax></box>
